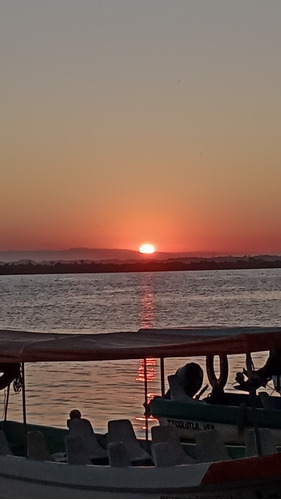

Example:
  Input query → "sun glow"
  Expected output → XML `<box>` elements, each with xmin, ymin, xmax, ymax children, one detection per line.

<box><xmin>139</xmin><ymin>243</ymin><xmax>155</xmax><ymax>254</ymax></box>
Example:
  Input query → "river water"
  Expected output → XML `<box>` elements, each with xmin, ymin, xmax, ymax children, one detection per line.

<box><xmin>0</xmin><ymin>268</ymin><xmax>281</xmax><ymax>435</ymax></box>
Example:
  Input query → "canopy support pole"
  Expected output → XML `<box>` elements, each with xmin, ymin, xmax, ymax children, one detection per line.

<box><xmin>246</xmin><ymin>354</ymin><xmax>262</xmax><ymax>456</ymax></box>
<box><xmin>4</xmin><ymin>384</ymin><xmax>10</xmax><ymax>421</ymax></box>
<box><xmin>143</xmin><ymin>358</ymin><xmax>149</xmax><ymax>441</ymax></box>
<box><xmin>160</xmin><ymin>358</ymin><xmax>165</xmax><ymax>396</ymax></box>
<box><xmin>21</xmin><ymin>362</ymin><xmax>28</xmax><ymax>456</ymax></box>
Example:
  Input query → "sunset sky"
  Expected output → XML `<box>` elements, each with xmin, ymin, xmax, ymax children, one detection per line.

<box><xmin>1</xmin><ymin>0</ymin><xmax>281</xmax><ymax>255</ymax></box>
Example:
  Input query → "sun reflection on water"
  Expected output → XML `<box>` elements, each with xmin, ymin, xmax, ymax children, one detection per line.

<box><xmin>135</xmin><ymin>274</ymin><xmax>159</xmax><ymax>431</ymax></box>
<box><xmin>136</xmin><ymin>358</ymin><xmax>157</xmax><ymax>383</ymax></box>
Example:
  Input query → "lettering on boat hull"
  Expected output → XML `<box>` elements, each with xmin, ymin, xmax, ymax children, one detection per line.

<box><xmin>158</xmin><ymin>417</ymin><xmax>245</xmax><ymax>444</ymax></box>
<box><xmin>166</xmin><ymin>418</ymin><xmax>215</xmax><ymax>432</ymax></box>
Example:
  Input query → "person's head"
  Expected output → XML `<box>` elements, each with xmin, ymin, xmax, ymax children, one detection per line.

<box><xmin>69</xmin><ymin>409</ymin><xmax>81</xmax><ymax>420</ymax></box>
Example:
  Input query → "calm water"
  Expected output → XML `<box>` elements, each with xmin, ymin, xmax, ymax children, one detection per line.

<box><xmin>0</xmin><ymin>268</ymin><xmax>281</xmax><ymax>434</ymax></box>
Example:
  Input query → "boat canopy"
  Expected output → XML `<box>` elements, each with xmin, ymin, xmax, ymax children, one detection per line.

<box><xmin>0</xmin><ymin>327</ymin><xmax>281</xmax><ymax>363</ymax></box>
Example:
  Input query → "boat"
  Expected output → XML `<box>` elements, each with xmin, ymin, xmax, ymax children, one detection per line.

<box><xmin>148</xmin><ymin>327</ymin><xmax>281</xmax><ymax>446</ymax></box>
<box><xmin>1</xmin><ymin>326</ymin><xmax>281</xmax><ymax>498</ymax></box>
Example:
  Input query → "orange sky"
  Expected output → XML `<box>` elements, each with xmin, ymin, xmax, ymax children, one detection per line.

<box><xmin>1</xmin><ymin>1</ymin><xmax>281</xmax><ymax>255</ymax></box>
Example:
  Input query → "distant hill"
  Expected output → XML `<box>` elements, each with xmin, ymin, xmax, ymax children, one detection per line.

<box><xmin>0</xmin><ymin>247</ymin><xmax>216</xmax><ymax>263</ymax></box>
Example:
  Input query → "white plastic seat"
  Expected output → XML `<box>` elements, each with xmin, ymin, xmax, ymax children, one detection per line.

<box><xmin>0</xmin><ymin>430</ymin><xmax>13</xmax><ymax>455</ymax></box>
<box><xmin>244</xmin><ymin>428</ymin><xmax>277</xmax><ymax>457</ymax></box>
<box><xmin>151</xmin><ymin>441</ymin><xmax>179</xmax><ymax>467</ymax></box>
<box><xmin>108</xmin><ymin>441</ymin><xmax>131</xmax><ymax>467</ymax></box>
<box><xmin>151</xmin><ymin>425</ymin><xmax>195</xmax><ymax>464</ymax></box>
<box><xmin>66</xmin><ymin>435</ymin><xmax>92</xmax><ymax>465</ymax></box>
<box><xmin>195</xmin><ymin>429</ymin><xmax>230</xmax><ymax>463</ymax></box>
<box><xmin>26</xmin><ymin>430</ymin><xmax>66</xmax><ymax>462</ymax></box>
<box><xmin>107</xmin><ymin>419</ymin><xmax>151</xmax><ymax>465</ymax></box>
<box><xmin>68</xmin><ymin>418</ymin><xmax>108</xmax><ymax>463</ymax></box>
<box><xmin>27</xmin><ymin>431</ymin><xmax>52</xmax><ymax>461</ymax></box>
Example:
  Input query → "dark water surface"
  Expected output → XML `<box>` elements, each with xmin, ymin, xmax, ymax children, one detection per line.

<box><xmin>0</xmin><ymin>269</ymin><xmax>281</xmax><ymax>434</ymax></box>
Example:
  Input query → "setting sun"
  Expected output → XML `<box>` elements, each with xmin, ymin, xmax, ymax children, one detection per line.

<box><xmin>139</xmin><ymin>243</ymin><xmax>155</xmax><ymax>254</ymax></box>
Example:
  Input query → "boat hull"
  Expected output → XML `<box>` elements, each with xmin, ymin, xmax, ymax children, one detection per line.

<box><xmin>1</xmin><ymin>454</ymin><xmax>281</xmax><ymax>499</ymax></box>
<box><xmin>150</xmin><ymin>395</ymin><xmax>281</xmax><ymax>445</ymax></box>
<box><xmin>157</xmin><ymin>415</ymin><xmax>281</xmax><ymax>446</ymax></box>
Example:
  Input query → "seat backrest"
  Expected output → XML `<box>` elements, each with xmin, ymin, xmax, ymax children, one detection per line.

<box><xmin>65</xmin><ymin>434</ymin><xmax>92</xmax><ymax>465</ymax></box>
<box><xmin>68</xmin><ymin>417</ymin><xmax>94</xmax><ymax>436</ymax></box>
<box><xmin>107</xmin><ymin>419</ymin><xmax>150</xmax><ymax>464</ymax></box>
<box><xmin>27</xmin><ymin>430</ymin><xmax>52</xmax><ymax>461</ymax></box>
<box><xmin>68</xmin><ymin>418</ymin><xmax>108</xmax><ymax>459</ymax></box>
<box><xmin>0</xmin><ymin>430</ymin><xmax>13</xmax><ymax>455</ymax></box>
<box><xmin>108</xmin><ymin>419</ymin><xmax>136</xmax><ymax>443</ymax></box>
<box><xmin>108</xmin><ymin>441</ymin><xmax>131</xmax><ymax>467</ymax></box>
<box><xmin>151</xmin><ymin>425</ymin><xmax>180</xmax><ymax>444</ymax></box>
<box><xmin>196</xmin><ymin>429</ymin><xmax>230</xmax><ymax>463</ymax></box>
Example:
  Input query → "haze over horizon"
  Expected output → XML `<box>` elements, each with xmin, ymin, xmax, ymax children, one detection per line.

<box><xmin>1</xmin><ymin>1</ymin><xmax>281</xmax><ymax>255</ymax></box>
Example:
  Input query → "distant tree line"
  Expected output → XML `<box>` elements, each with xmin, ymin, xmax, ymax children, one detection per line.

<box><xmin>1</xmin><ymin>258</ymin><xmax>281</xmax><ymax>275</ymax></box>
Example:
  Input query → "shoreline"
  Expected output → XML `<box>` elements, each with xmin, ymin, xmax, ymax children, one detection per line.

<box><xmin>1</xmin><ymin>257</ymin><xmax>281</xmax><ymax>275</ymax></box>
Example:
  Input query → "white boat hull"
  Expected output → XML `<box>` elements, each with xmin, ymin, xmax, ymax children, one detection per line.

<box><xmin>1</xmin><ymin>454</ymin><xmax>281</xmax><ymax>499</ymax></box>
<box><xmin>158</xmin><ymin>416</ymin><xmax>281</xmax><ymax>446</ymax></box>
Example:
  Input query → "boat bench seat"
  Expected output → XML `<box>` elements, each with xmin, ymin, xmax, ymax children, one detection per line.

<box><xmin>108</xmin><ymin>441</ymin><xmax>131</xmax><ymax>467</ymax></box>
<box><xmin>107</xmin><ymin>419</ymin><xmax>151</xmax><ymax>465</ymax></box>
<box><xmin>66</xmin><ymin>435</ymin><xmax>92</xmax><ymax>465</ymax></box>
<box><xmin>27</xmin><ymin>431</ymin><xmax>66</xmax><ymax>462</ymax></box>
<box><xmin>67</xmin><ymin>418</ymin><xmax>108</xmax><ymax>464</ymax></box>
<box><xmin>151</xmin><ymin>441</ymin><xmax>180</xmax><ymax>467</ymax></box>
<box><xmin>195</xmin><ymin>429</ymin><xmax>231</xmax><ymax>463</ymax></box>
<box><xmin>151</xmin><ymin>425</ymin><xmax>195</xmax><ymax>465</ymax></box>
<box><xmin>0</xmin><ymin>430</ymin><xmax>13</xmax><ymax>456</ymax></box>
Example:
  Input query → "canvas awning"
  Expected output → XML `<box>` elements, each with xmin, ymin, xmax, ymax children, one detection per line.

<box><xmin>0</xmin><ymin>327</ymin><xmax>281</xmax><ymax>363</ymax></box>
